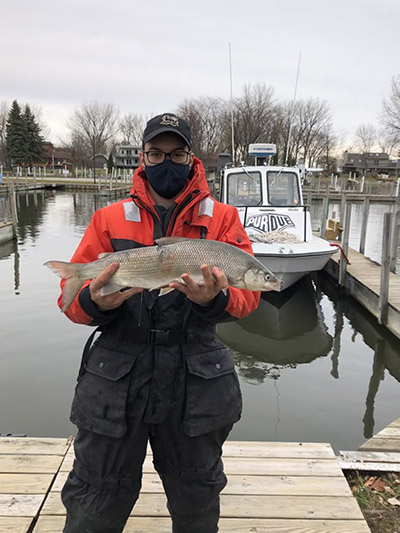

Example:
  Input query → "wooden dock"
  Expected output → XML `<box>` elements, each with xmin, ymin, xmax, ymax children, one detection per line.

<box><xmin>339</xmin><ymin>417</ymin><xmax>400</xmax><ymax>474</ymax></box>
<box><xmin>0</xmin><ymin>438</ymin><xmax>370</xmax><ymax>532</ymax></box>
<box><xmin>325</xmin><ymin>246</ymin><xmax>400</xmax><ymax>339</ymax></box>
<box><xmin>359</xmin><ymin>417</ymin><xmax>400</xmax><ymax>453</ymax></box>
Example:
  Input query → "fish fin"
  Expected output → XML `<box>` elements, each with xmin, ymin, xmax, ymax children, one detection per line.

<box><xmin>155</xmin><ymin>237</ymin><xmax>192</xmax><ymax>245</ymax></box>
<box><xmin>44</xmin><ymin>260</ymin><xmax>85</xmax><ymax>313</ymax></box>
<box><xmin>158</xmin><ymin>287</ymin><xmax>175</xmax><ymax>296</ymax></box>
<box><xmin>98</xmin><ymin>252</ymin><xmax>114</xmax><ymax>259</ymax></box>
<box><xmin>100</xmin><ymin>281</ymin><xmax>127</xmax><ymax>296</ymax></box>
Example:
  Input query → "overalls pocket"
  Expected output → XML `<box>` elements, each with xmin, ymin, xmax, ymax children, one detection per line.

<box><xmin>183</xmin><ymin>348</ymin><xmax>242</xmax><ymax>437</ymax></box>
<box><xmin>70</xmin><ymin>341</ymin><xmax>137</xmax><ymax>438</ymax></box>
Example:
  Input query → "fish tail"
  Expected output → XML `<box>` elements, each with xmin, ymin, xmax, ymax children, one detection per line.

<box><xmin>44</xmin><ymin>260</ymin><xmax>84</xmax><ymax>312</ymax></box>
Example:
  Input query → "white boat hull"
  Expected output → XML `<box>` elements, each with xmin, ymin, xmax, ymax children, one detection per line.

<box><xmin>251</xmin><ymin>235</ymin><xmax>338</xmax><ymax>291</ymax></box>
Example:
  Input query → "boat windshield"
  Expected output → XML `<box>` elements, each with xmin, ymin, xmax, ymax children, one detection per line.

<box><xmin>266</xmin><ymin>171</ymin><xmax>301</xmax><ymax>206</ymax></box>
<box><xmin>226</xmin><ymin>171</ymin><xmax>262</xmax><ymax>206</ymax></box>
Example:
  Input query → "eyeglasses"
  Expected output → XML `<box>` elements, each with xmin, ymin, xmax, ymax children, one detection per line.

<box><xmin>143</xmin><ymin>150</ymin><xmax>191</xmax><ymax>165</ymax></box>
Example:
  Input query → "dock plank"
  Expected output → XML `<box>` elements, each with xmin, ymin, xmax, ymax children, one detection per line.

<box><xmin>0</xmin><ymin>454</ymin><xmax>65</xmax><ymax>474</ymax></box>
<box><xmin>40</xmin><ymin>492</ymin><xmax>365</xmax><ymax>520</ymax></box>
<box><xmin>0</xmin><ymin>438</ymin><xmax>72</xmax><ymax>456</ymax></box>
<box><xmin>222</xmin><ymin>441</ymin><xmax>335</xmax><ymax>458</ymax></box>
<box><xmin>359</xmin><ymin>438</ymin><xmax>400</xmax><ymax>452</ymax></box>
<box><xmin>0</xmin><ymin>473</ymin><xmax>54</xmax><ymax>494</ymax></box>
<box><xmin>0</xmin><ymin>493</ymin><xmax>45</xmax><ymax>516</ymax></box>
<box><xmin>52</xmin><ymin>470</ymin><xmax>352</xmax><ymax>496</ymax></box>
<box><xmin>59</xmin><ymin>454</ymin><xmax>340</xmax><ymax>477</ymax></box>
<box><xmin>0</xmin><ymin>517</ymin><xmax>34</xmax><ymax>532</ymax></box>
<box><xmin>33</xmin><ymin>516</ymin><xmax>370</xmax><ymax>532</ymax></box>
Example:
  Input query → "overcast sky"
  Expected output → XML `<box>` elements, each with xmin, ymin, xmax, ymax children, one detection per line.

<box><xmin>2</xmin><ymin>0</ymin><xmax>399</xmax><ymax>146</ymax></box>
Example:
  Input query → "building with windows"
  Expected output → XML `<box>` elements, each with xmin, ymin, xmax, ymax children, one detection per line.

<box><xmin>341</xmin><ymin>151</ymin><xmax>399</xmax><ymax>177</ymax></box>
<box><xmin>44</xmin><ymin>142</ymin><xmax>73</xmax><ymax>171</ymax></box>
<box><xmin>114</xmin><ymin>144</ymin><xmax>140</xmax><ymax>169</ymax></box>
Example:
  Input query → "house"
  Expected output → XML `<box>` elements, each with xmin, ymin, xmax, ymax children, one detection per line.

<box><xmin>114</xmin><ymin>144</ymin><xmax>140</xmax><ymax>169</ymax></box>
<box><xmin>341</xmin><ymin>151</ymin><xmax>399</xmax><ymax>177</ymax></box>
<box><xmin>44</xmin><ymin>142</ymin><xmax>73</xmax><ymax>170</ymax></box>
<box><xmin>90</xmin><ymin>153</ymin><xmax>108</xmax><ymax>169</ymax></box>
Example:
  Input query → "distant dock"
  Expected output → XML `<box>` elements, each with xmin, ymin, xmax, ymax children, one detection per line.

<box><xmin>0</xmin><ymin>438</ymin><xmax>370</xmax><ymax>532</ymax></box>
<box><xmin>0</xmin><ymin>177</ymin><xmax>131</xmax><ymax>196</ymax></box>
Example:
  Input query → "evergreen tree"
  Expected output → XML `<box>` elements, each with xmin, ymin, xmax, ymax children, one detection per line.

<box><xmin>6</xmin><ymin>100</ymin><xmax>25</xmax><ymax>167</ymax></box>
<box><xmin>22</xmin><ymin>105</ymin><xmax>45</xmax><ymax>165</ymax></box>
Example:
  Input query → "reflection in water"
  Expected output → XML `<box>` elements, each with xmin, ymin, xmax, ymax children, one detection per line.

<box><xmin>217</xmin><ymin>276</ymin><xmax>333</xmax><ymax>384</ymax></box>
<box><xmin>0</xmin><ymin>238</ymin><xmax>20</xmax><ymax>293</ymax></box>
<box><xmin>321</xmin><ymin>274</ymin><xmax>400</xmax><ymax>438</ymax></box>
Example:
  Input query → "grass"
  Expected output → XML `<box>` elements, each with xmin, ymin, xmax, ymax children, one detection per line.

<box><xmin>345</xmin><ymin>470</ymin><xmax>400</xmax><ymax>533</ymax></box>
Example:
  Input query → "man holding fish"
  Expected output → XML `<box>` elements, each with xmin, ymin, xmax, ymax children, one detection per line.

<box><xmin>49</xmin><ymin>113</ymin><xmax>278</xmax><ymax>532</ymax></box>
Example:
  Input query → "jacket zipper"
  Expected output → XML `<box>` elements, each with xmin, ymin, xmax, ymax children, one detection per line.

<box><xmin>167</xmin><ymin>190</ymin><xmax>200</xmax><ymax>236</ymax></box>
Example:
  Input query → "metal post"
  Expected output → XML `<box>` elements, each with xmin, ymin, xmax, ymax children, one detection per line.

<box><xmin>379</xmin><ymin>212</ymin><xmax>392</xmax><ymax>325</ymax></box>
<box><xmin>339</xmin><ymin>202</ymin><xmax>352</xmax><ymax>287</ymax></box>
<box><xmin>359</xmin><ymin>197</ymin><xmax>370</xmax><ymax>255</ymax></box>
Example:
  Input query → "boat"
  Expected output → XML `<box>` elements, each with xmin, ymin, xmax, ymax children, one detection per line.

<box><xmin>219</xmin><ymin>143</ymin><xmax>338</xmax><ymax>291</ymax></box>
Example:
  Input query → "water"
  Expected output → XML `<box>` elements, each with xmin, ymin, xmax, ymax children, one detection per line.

<box><xmin>1</xmin><ymin>190</ymin><xmax>399</xmax><ymax>453</ymax></box>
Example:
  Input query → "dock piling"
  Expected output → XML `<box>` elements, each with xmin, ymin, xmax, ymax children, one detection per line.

<box><xmin>320</xmin><ymin>195</ymin><xmax>329</xmax><ymax>239</ymax></box>
<box><xmin>379</xmin><ymin>212</ymin><xmax>392</xmax><ymax>325</ymax></box>
<box><xmin>359</xmin><ymin>197</ymin><xmax>370</xmax><ymax>255</ymax></box>
<box><xmin>339</xmin><ymin>203</ymin><xmax>352</xmax><ymax>287</ymax></box>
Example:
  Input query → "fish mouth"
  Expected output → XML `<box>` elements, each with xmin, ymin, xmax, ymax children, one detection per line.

<box><xmin>268</xmin><ymin>278</ymin><xmax>282</xmax><ymax>291</ymax></box>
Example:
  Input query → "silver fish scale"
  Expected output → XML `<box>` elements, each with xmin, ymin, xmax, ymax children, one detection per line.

<box><xmin>77</xmin><ymin>239</ymin><xmax>256</xmax><ymax>289</ymax></box>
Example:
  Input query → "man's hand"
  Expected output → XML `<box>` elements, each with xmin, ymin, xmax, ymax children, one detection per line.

<box><xmin>90</xmin><ymin>262</ymin><xmax>142</xmax><ymax>311</ymax></box>
<box><xmin>168</xmin><ymin>265</ymin><xmax>228</xmax><ymax>307</ymax></box>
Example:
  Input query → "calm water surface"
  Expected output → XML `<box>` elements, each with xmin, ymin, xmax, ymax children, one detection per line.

<box><xmin>1</xmin><ymin>190</ymin><xmax>400</xmax><ymax>453</ymax></box>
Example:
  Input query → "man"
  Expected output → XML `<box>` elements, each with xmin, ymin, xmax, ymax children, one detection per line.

<box><xmin>59</xmin><ymin>113</ymin><xmax>260</xmax><ymax>532</ymax></box>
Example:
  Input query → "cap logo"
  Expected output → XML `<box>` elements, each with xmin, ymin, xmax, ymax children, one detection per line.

<box><xmin>160</xmin><ymin>114</ymin><xmax>179</xmax><ymax>128</ymax></box>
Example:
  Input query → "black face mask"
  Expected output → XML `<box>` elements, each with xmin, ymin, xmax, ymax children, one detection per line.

<box><xmin>145</xmin><ymin>160</ymin><xmax>190</xmax><ymax>199</ymax></box>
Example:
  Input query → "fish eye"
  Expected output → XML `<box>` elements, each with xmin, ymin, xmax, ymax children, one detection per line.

<box><xmin>265</xmin><ymin>274</ymin><xmax>271</xmax><ymax>280</ymax></box>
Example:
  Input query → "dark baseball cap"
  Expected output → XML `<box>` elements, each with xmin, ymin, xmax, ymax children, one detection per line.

<box><xmin>143</xmin><ymin>113</ymin><xmax>191</xmax><ymax>148</ymax></box>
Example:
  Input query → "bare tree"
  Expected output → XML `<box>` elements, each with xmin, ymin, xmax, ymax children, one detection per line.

<box><xmin>119</xmin><ymin>113</ymin><xmax>147</xmax><ymax>145</ymax></box>
<box><xmin>382</xmin><ymin>75</ymin><xmax>400</xmax><ymax>134</ymax></box>
<box><xmin>177</xmin><ymin>97</ymin><xmax>227</xmax><ymax>159</ymax></box>
<box><xmin>228</xmin><ymin>83</ymin><xmax>276</xmax><ymax>163</ymax></box>
<box><xmin>354</xmin><ymin>124</ymin><xmax>377</xmax><ymax>152</ymax></box>
<box><xmin>308</xmin><ymin>124</ymin><xmax>338</xmax><ymax>172</ymax></box>
<box><xmin>67</xmin><ymin>101</ymin><xmax>120</xmax><ymax>177</ymax></box>
<box><xmin>377</xmin><ymin>126</ymin><xmax>400</xmax><ymax>156</ymax></box>
<box><xmin>297</xmin><ymin>99</ymin><xmax>332</xmax><ymax>167</ymax></box>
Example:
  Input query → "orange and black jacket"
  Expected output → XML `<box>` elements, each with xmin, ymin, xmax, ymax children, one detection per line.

<box><xmin>60</xmin><ymin>157</ymin><xmax>260</xmax><ymax>325</ymax></box>
<box><xmin>59</xmin><ymin>158</ymin><xmax>260</xmax><ymax>439</ymax></box>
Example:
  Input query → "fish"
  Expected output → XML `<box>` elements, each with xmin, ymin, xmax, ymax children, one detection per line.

<box><xmin>44</xmin><ymin>237</ymin><xmax>281</xmax><ymax>312</ymax></box>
